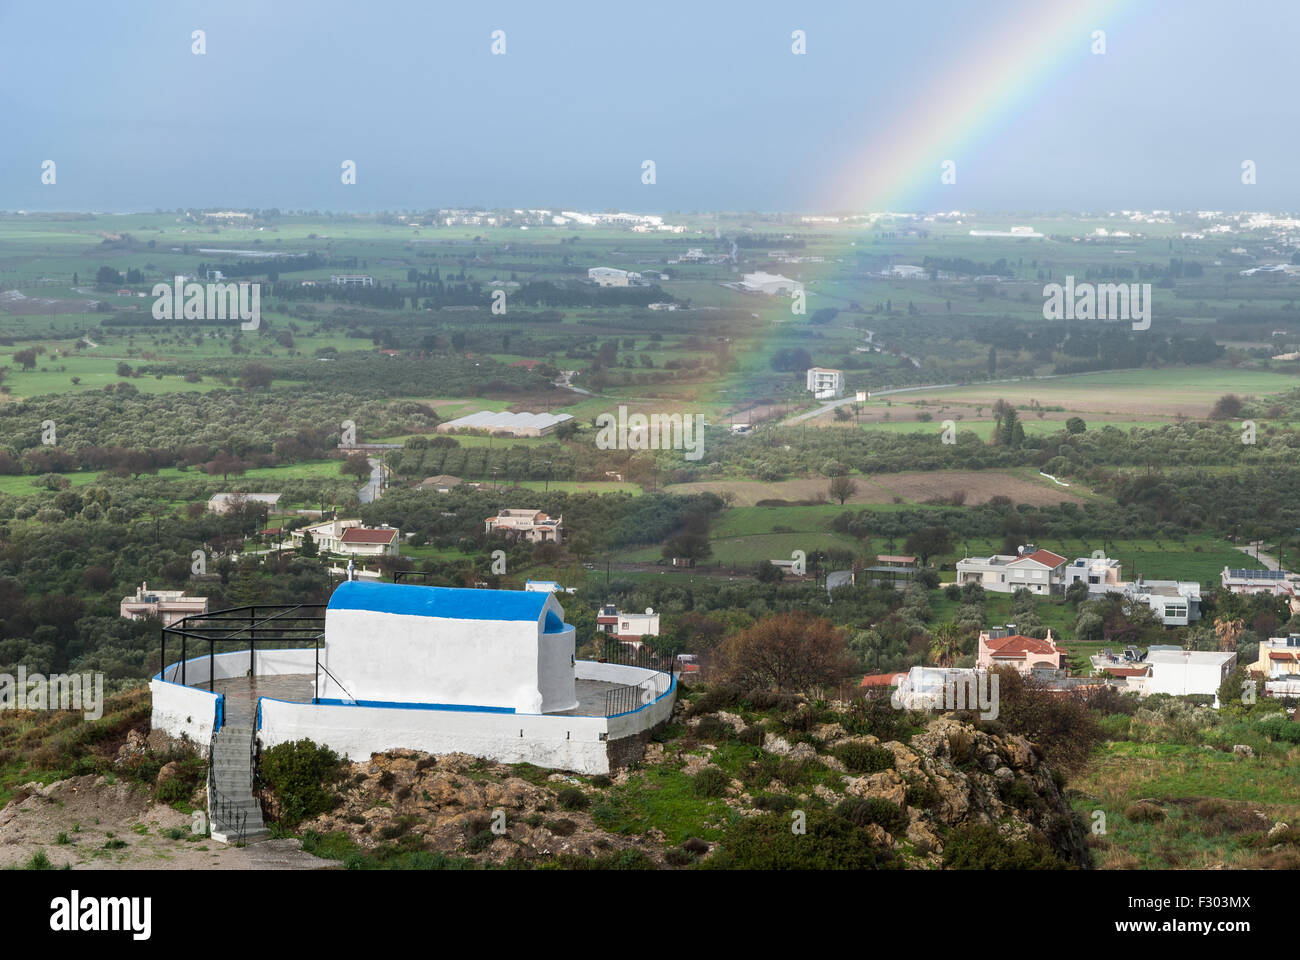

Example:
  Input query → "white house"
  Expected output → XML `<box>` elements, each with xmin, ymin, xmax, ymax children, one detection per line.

<box><xmin>1220</xmin><ymin>566</ymin><xmax>1300</xmax><ymax>597</ymax></box>
<box><xmin>1144</xmin><ymin>650</ymin><xmax>1235</xmax><ymax>699</ymax></box>
<box><xmin>596</xmin><ymin>605</ymin><xmax>660</xmax><ymax>642</ymax></box>
<box><xmin>956</xmin><ymin>547</ymin><xmax>1068</xmax><ymax>595</ymax></box>
<box><xmin>290</xmin><ymin>519</ymin><xmax>400</xmax><ymax>557</ymax></box>
<box><xmin>805</xmin><ymin>367</ymin><xmax>844</xmax><ymax>398</ymax></box>
<box><xmin>741</xmin><ymin>272</ymin><xmax>802</xmax><ymax>295</ymax></box>
<box><xmin>1065</xmin><ymin>556</ymin><xmax>1124</xmax><ymax>594</ymax></box>
<box><xmin>1123</xmin><ymin>579</ymin><xmax>1201</xmax><ymax>626</ymax></box>
<box><xmin>319</xmin><ymin>580</ymin><xmax>578</xmax><ymax>714</ymax></box>
<box><xmin>1251</xmin><ymin>634</ymin><xmax>1300</xmax><ymax>679</ymax></box>
<box><xmin>120</xmin><ymin>582</ymin><xmax>208</xmax><ymax>627</ymax></box>
<box><xmin>485</xmin><ymin>510</ymin><xmax>563</xmax><ymax>543</ymax></box>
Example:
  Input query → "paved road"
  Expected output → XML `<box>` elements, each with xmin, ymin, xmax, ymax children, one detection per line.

<box><xmin>358</xmin><ymin>458</ymin><xmax>386</xmax><ymax>504</ymax></box>
<box><xmin>1238</xmin><ymin>542</ymin><xmax>1280</xmax><ymax>570</ymax></box>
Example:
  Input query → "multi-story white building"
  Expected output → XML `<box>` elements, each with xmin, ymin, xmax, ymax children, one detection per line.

<box><xmin>120</xmin><ymin>583</ymin><xmax>209</xmax><ymax>627</ymax></box>
<box><xmin>596</xmin><ymin>605</ymin><xmax>661</xmax><ymax>643</ymax></box>
<box><xmin>330</xmin><ymin>275</ymin><xmax>374</xmax><ymax>287</ymax></box>
<box><xmin>1123</xmin><ymin>579</ymin><xmax>1202</xmax><ymax>626</ymax></box>
<box><xmin>1065</xmin><ymin>556</ymin><xmax>1124</xmax><ymax>594</ymax></box>
<box><xmin>1251</xmin><ymin>634</ymin><xmax>1300</xmax><ymax>679</ymax></box>
<box><xmin>956</xmin><ymin>547</ymin><xmax>1068</xmax><ymax>595</ymax></box>
<box><xmin>805</xmin><ymin>367</ymin><xmax>844</xmax><ymax>398</ymax></box>
<box><xmin>1220</xmin><ymin>566</ymin><xmax>1300</xmax><ymax>597</ymax></box>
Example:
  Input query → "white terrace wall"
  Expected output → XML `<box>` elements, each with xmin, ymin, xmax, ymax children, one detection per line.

<box><xmin>258</xmin><ymin>699</ymin><xmax>612</xmax><ymax>773</ymax></box>
<box><xmin>153</xmin><ymin>653</ymin><xmax>676</xmax><ymax>776</ymax></box>
<box><xmin>152</xmin><ymin>648</ymin><xmax>321</xmax><ymax>747</ymax></box>
<box><xmin>260</xmin><ymin>660</ymin><xmax>675</xmax><ymax>776</ymax></box>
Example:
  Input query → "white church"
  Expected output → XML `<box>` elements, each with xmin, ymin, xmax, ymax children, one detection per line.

<box><xmin>153</xmin><ymin>580</ymin><xmax>677</xmax><ymax>779</ymax></box>
<box><xmin>318</xmin><ymin>580</ymin><xmax>579</xmax><ymax>714</ymax></box>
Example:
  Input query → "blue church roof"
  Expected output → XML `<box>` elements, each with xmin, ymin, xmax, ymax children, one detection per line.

<box><xmin>328</xmin><ymin>580</ymin><xmax>555</xmax><ymax>622</ymax></box>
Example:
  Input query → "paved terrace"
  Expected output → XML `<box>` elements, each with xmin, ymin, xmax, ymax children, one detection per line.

<box><xmin>210</xmin><ymin>675</ymin><xmax>632</xmax><ymax>726</ymax></box>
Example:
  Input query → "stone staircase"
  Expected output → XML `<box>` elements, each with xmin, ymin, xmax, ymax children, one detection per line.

<box><xmin>208</xmin><ymin>724</ymin><xmax>269</xmax><ymax>844</ymax></box>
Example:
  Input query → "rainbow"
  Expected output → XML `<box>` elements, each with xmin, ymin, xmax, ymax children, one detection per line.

<box><xmin>829</xmin><ymin>0</ymin><xmax>1129</xmax><ymax>214</ymax></box>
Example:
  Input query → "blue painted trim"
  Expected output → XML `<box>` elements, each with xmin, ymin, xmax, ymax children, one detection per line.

<box><xmin>312</xmin><ymin>696</ymin><xmax>516</xmax><ymax>714</ymax></box>
<box><xmin>328</xmin><ymin>579</ymin><xmax>552</xmax><ymax>622</ymax></box>
<box><xmin>214</xmin><ymin>694</ymin><xmax>225</xmax><ymax>733</ymax></box>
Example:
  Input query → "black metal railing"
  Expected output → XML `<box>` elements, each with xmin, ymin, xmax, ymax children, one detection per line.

<box><xmin>603</xmin><ymin>677</ymin><xmax>665</xmax><ymax>717</ymax></box>
<box><xmin>314</xmin><ymin>652</ymin><xmax>358</xmax><ymax>704</ymax></box>
<box><xmin>207</xmin><ymin>749</ymin><xmax>248</xmax><ymax>846</ymax></box>
<box><xmin>597</xmin><ymin>639</ymin><xmax>677</xmax><ymax>678</ymax></box>
<box><xmin>160</xmin><ymin>603</ymin><xmax>326</xmax><ymax>689</ymax></box>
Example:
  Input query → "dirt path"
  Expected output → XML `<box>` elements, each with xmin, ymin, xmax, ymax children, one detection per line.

<box><xmin>0</xmin><ymin>775</ymin><xmax>338</xmax><ymax>870</ymax></box>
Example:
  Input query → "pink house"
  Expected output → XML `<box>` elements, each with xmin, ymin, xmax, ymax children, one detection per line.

<box><xmin>977</xmin><ymin>627</ymin><xmax>1066</xmax><ymax>673</ymax></box>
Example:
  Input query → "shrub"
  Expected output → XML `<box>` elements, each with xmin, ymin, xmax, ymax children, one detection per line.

<box><xmin>842</xmin><ymin>695</ymin><xmax>904</xmax><ymax>741</ymax></box>
<box><xmin>905</xmin><ymin>780</ymin><xmax>940</xmax><ymax>809</ymax></box>
<box><xmin>736</xmin><ymin>725</ymin><xmax>765</xmax><ymax>746</ymax></box>
<box><xmin>1192</xmin><ymin>799</ymin><xmax>1262</xmax><ymax>836</ymax></box>
<box><xmin>556</xmin><ymin>786</ymin><xmax>591</xmax><ymax>811</ymax></box>
<box><xmin>1257</xmin><ymin>715</ymin><xmax>1300</xmax><ymax>744</ymax></box>
<box><xmin>664</xmin><ymin>847</ymin><xmax>694</xmax><ymax>866</ymax></box>
<box><xmin>25</xmin><ymin>850</ymin><xmax>53</xmax><ymax>870</ymax></box>
<box><xmin>693</xmin><ymin>715</ymin><xmax>730</xmax><ymax>742</ymax></box>
<box><xmin>706</xmin><ymin>811</ymin><xmax>900</xmax><ymax>870</ymax></box>
<box><xmin>834</xmin><ymin>741</ymin><xmax>895</xmax><ymax>774</ymax></box>
<box><xmin>753</xmin><ymin>793</ymin><xmax>800</xmax><ymax>813</ymax></box>
<box><xmin>693</xmin><ymin>767</ymin><xmax>731</xmax><ymax>798</ymax></box>
<box><xmin>259</xmin><ymin>739</ymin><xmax>344</xmax><ymax>829</ymax></box>
<box><xmin>997</xmin><ymin>778</ymin><xmax>1042</xmax><ymax>811</ymax></box>
<box><xmin>942</xmin><ymin>824</ymin><xmax>1070</xmax><ymax>870</ymax></box>
<box><xmin>550</xmin><ymin>849</ymin><xmax>657</xmax><ymax>870</ymax></box>
<box><xmin>836</xmin><ymin>797</ymin><xmax>908</xmax><ymax>835</ymax></box>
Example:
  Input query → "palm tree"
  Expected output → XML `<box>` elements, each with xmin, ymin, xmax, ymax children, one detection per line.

<box><xmin>929</xmin><ymin>621</ymin><xmax>962</xmax><ymax>668</ymax></box>
<box><xmin>1214</xmin><ymin>617</ymin><xmax>1244</xmax><ymax>652</ymax></box>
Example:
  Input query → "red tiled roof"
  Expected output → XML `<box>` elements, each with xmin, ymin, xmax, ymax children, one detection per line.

<box><xmin>985</xmin><ymin>634</ymin><xmax>1061</xmax><ymax>657</ymax></box>
<box><xmin>1269</xmin><ymin>651</ymin><xmax>1300</xmax><ymax>660</ymax></box>
<box><xmin>1012</xmin><ymin>549</ymin><xmax>1067</xmax><ymax>568</ymax></box>
<box><xmin>340</xmin><ymin>527</ymin><xmax>397</xmax><ymax>544</ymax></box>
<box><xmin>860</xmin><ymin>673</ymin><xmax>906</xmax><ymax>688</ymax></box>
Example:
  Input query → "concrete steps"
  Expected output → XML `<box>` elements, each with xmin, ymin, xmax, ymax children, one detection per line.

<box><xmin>207</xmin><ymin>724</ymin><xmax>268</xmax><ymax>844</ymax></box>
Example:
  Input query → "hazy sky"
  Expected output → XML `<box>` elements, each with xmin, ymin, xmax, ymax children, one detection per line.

<box><xmin>0</xmin><ymin>0</ymin><xmax>1294</xmax><ymax>213</ymax></box>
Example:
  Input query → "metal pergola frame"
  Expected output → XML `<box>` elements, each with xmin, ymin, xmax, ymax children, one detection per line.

<box><xmin>160</xmin><ymin>604</ymin><xmax>327</xmax><ymax>691</ymax></box>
